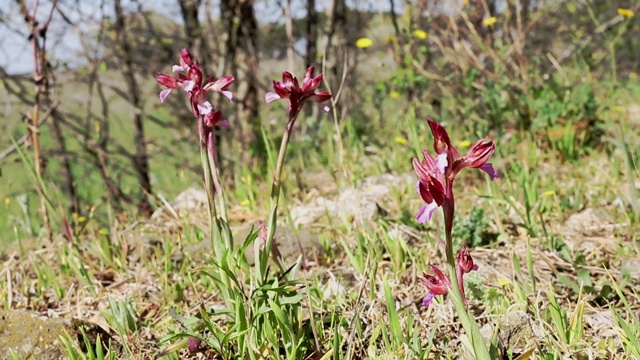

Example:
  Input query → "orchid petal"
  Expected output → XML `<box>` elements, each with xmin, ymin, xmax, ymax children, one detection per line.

<box><xmin>480</xmin><ymin>163</ymin><xmax>498</xmax><ymax>180</ymax></box>
<box><xmin>159</xmin><ymin>89</ymin><xmax>172</xmax><ymax>103</ymax></box>
<box><xmin>156</xmin><ymin>73</ymin><xmax>179</xmax><ymax>88</ymax></box>
<box><xmin>265</xmin><ymin>92</ymin><xmax>282</xmax><ymax>104</ymax></box>
<box><xmin>309</xmin><ymin>91</ymin><xmax>332</xmax><ymax>103</ymax></box>
<box><xmin>197</xmin><ymin>100</ymin><xmax>213</xmax><ymax>115</ymax></box>
<box><xmin>422</xmin><ymin>292</ymin><xmax>435</xmax><ymax>307</ymax></box>
<box><xmin>183</xmin><ymin>80</ymin><xmax>195</xmax><ymax>92</ymax></box>
<box><xmin>416</xmin><ymin>201</ymin><xmax>439</xmax><ymax>223</ymax></box>
<box><xmin>303</xmin><ymin>65</ymin><xmax>314</xmax><ymax>83</ymax></box>
<box><xmin>435</xmin><ymin>153</ymin><xmax>448</xmax><ymax>175</ymax></box>
<box><xmin>203</xmin><ymin>75</ymin><xmax>235</xmax><ymax>92</ymax></box>
<box><xmin>172</xmin><ymin>65</ymin><xmax>185</xmax><ymax>73</ymax></box>
<box><xmin>220</xmin><ymin>91</ymin><xmax>234</xmax><ymax>102</ymax></box>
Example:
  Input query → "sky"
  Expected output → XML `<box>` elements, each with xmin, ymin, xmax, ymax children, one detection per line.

<box><xmin>0</xmin><ymin>0</ymin><xmax>184</xmax><ymax>75</ymax></box>
<box><xmin>0</xmin><ymin>0</ymin><xmax>496</xmax><ymax>75</ymax></box>
<box><xmin>0</xmin><ymin>0</ymin><xmax>418</xmax><ymax>75</ymax></box>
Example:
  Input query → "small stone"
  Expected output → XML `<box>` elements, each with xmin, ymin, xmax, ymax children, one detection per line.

<box><xmin>151</xmin><ymin>187</ymin><xmax>208</xmax><ymax>218</ymax></box>
<box><xmin>586</xmin><ymin>310</ymin><xmax>618</xmax><ymax>338</ymax></box>
<box><xmin>620</xmin><ymin>258</ymin><xmax>640</xmax><ymax>280</ymax></box>
<box><xmin>322</xmin><ymin>276</ymin><xmax>346</xmax><ymax>300</ymax></box>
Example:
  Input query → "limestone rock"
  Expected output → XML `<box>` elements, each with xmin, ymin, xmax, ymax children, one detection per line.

<box><xmin>290</xmin><ymin>173</ymin><xmax>412</xmax><ymax>226</ymax></box>
<box><xmin>0</xmin><ymin>310</ymin><xmax>108</xmax><ymax>360</ymax></box>
<box><xmin>175</xmin><ymin>225</ymin><xmax>323</xmax><ymax>265</ymax></box>
<box><xmin>152</xmin><ymin>187</ymin><xmax>208</xmax><ymax>219</ymax></box>
<box><xmin>289</xmin><ymin>197</ymin><xmax>338</xmax><ymax>227</ymax></box>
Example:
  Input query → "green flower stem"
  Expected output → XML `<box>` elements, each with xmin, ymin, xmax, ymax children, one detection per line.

<box><xmin>199</xmin><ymin>128</ymin><xmax>232</xmax><ymax>303</ymax></box>
<box><xmin>207</xmin><ymin>140</ymin><xmax>231</xmax><ymax>248</ymax></box>
<box><xmin>444</xmin><ymin>199</ymin><xmax>491</xmax><ymax>360</ymax></box>
<box><xmin>258</xmin><ymin>113</ymin><xmax>298</xmax><ymax>281</ymax></box>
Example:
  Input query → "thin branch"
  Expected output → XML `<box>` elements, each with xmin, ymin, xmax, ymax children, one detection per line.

<box><xmin>0</xmin><ymin>102</ymin><xmax>59</xmax><ymax>161</ymax></box>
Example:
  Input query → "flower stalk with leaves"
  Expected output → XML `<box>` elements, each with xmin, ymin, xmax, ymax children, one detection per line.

<box><xmin>156</xmin><ymin>52</ymin><xmax>332</xmax><ymax>358</ymax></box>
<box><xmin>260</xmin><ymin>66</ymin><xmax>331</xmax><ymax>280</ymax></box>
<box><xmin>415</xmin><ymin>119</ymin><xmax>496</xmax><ymax>359</ymax></box>
<box><xmin>156</xmin><ymin>48</ymin><xmax>236</xmax><ymax>299</ymax></box>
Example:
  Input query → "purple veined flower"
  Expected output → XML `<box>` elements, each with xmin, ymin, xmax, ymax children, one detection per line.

<box><xmin>413</xmin><ymin>151</ymin><xmax>447</xmax><ymax>223</ymax></box>
<box><xmin>421</xmin><ymin>264</ymin><xmax>451</xmax><ymax>307</ymax></box>
<box><xmin>414</xmin><ymin>119</ymin><xmax>498</xmax><ymax>224</ymax></box>
<box><xmin>421</xmin><ymin>248</ymin><xmax>479</xmax><ymax>309</ymax></box>
<box><xmin>428</xmin><ymin>119</ymin><xmax>458</xmax><ymax>158</ymax></box>
<box><xmin>156</xmin><ymin>48</ymin><xmax>235</xmax><ymax>120</ymax></box>
<box><xmin>456</xmin><ymin>245</ymin><xmax>479</xmax><ymax>275</ymax></box>
<box><xmin>202</xmin><ymin>109</ymin><xmax>230</xmax><ymax>130</ymax></box>
<box><xmin>455</xmin><ymin>246</ymin><xmax>479</xmax><ymax>306</ymax></box>
<box><xmin>265</xmin><ymin>65</ymin><xmax>332</xmax><ymax>118</ymax></box>
<box><xmin>426</xmin><ymin>119</ymin><xmax>498</xmax><ymax>181</ymax></box>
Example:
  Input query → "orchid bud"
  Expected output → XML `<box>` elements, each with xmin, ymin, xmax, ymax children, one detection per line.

<box><xmin>456</xmin><ymin>246</ymin><xmax>478</xmax><ymax>275</ymax></box>
<box><xmin>466</xmin><ymin>138</ymin><xmax>495</xmax><ymax>169</ymax></box>
<box><xmin>428</xmin><ymin>119</ymin><xmax>452</xmax><ymax>154</ymax></box>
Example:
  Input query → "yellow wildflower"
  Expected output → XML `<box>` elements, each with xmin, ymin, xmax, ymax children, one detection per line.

<box><xmin>482</xmin><ymin>17</ymin><xmax>498</xmax><ymax>26</ymax></box>
<box><xmin>457</xmin><ymin>140</ymin><xmax>472</xmax><ymax>148</ymax></box>
<box><xmin>240</xmin><ymin>199</ymin><xmax>251</xmax><ymax>206</ymax></box>
<box><xmin>386</xmin><ymin>36</ymin><xmax>398</xmax><ymax>43</ymax></box>
<box><xmin>355</xmin><ymin>37</ymin><xmax>373</xmax><ymax>49</ymax></box>
<box><xmin>630</xmin><ymin>72</ymin><xmax>638</xmax><ymax>80</ymax></box>
<box><xmin>543</xmin><ymin>190</ymin><xmax>556</xmax><ymax>196</ymax></box>
<box><xmin>394</xmin><ymin>136</ymin><xmax>408</xmax><ymax>145</ymax></box>
<box><xmin>497</xmin><ymin>278</ymin><xmax>510</xmax><ymax>287</ymax></box>
<box><xmin>98</xmin><ymin>228</ymin><xmax>109</xmax><ymax>236</ymax></box>
<box><xmin>389</xmin><ymin>91</ymin><xmax>401</xmax><ymax>99</ymax></box>
<box><xmin>413</xmin><ymin>29</ymin><xmax>428</xmax><ymax>40</ymax></box>
<box><xmin>618</xmin><ymin>8</ymin><xmax>634</xmax><ymax>18</ymax></box>
<box><xmin>3</xmin><ymin>197</ymin><xmax>10</xmax><ymax>205</ymax></box>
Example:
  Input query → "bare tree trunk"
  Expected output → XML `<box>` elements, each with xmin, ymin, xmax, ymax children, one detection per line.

<box><xmin>220</xmin><ymin>0</ymin><xmax>261</xmax><ymax>168</ymax></box>
<box><xmin>177</xmin><ymin>0</ymin><xmax>213</xmax><ymax>69</ymax></box>
<box><xmin>306</xmin><ymin>0</ymin><xmax>317</xmax><ymax>69</ymax></box>
<box><xmin>178</xmin><ymin>0</ymin><xmax>203</xmax><ymax>49</ymax></box>
<box><xmin>284</xmin><ymin>0</ymin><xmax>295</xmax><ymax>72</ymax></box>
<box><xmin>322</xmin><ymin>0</ymin><xmax>347</xmax><ymax>91</ymax></box>
<box><xmin>389</xmin><ymin>0</ymin><xmax>400</xmax><ymax>37</ymax></box>
<box><xmin>85</xmin><ymin>67</ymin><xmax>130</xmax><ymax>213</ymax></box>
<box><xmin>18</xmin><ymin>0</ymin><xmax>78</xmax><ymax>238</ymax></box>
<box><xmin>302</xmin><ymin>0</ymin><xmax>318</xmax><ymax>121</ymax></box>
<box><xmin>204</xmin><ymin>0</ymin><xmax>221</xmax><ymax>60</ymax></box>
<box><xmin>114</xmin><ymin>0</ymin><xmax>153</xmax><ymax>216</ymax></box>
<box><xmin>50</xmin><ymin>110</ymin><xmax>78</xmax><ymax>214</ymax></box>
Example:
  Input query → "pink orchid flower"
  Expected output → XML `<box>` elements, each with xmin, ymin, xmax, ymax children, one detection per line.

<box><xmin>413</xmin><ymin>119</ymin><xmax>497</xmax><ymax>223</ymax></box>
<box><xmin>421</xmin><ymin>264</ymin><xmax>451</xmax><ymax>307</ymax></box>
<box><xmin>413</xmin><ymin>150</ymin><xmax>448</xmax><ymax>223</ymax></box>
<box><xmin>265</xmin><ymin>65</ymin><xmax>332</xmax><ymax>119</ymax></box>
<box><xmin>156</xmin><ymin>48</ymin><xmax>234</xmax><ymax>120</ymax></box>
<box><xmin>421</xmin><ymin>247</ymin><xmax>479</xmax><ymax>308</ymax></box>
<box><xmin>427</xmin><ymin>119</ymin><xmax>497</xmax><ymax>181</ymax></box>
